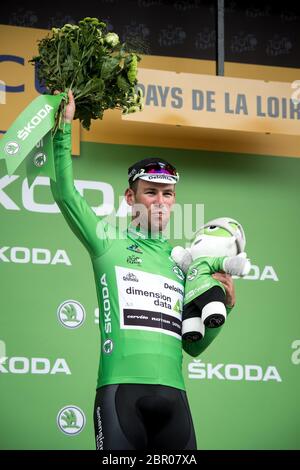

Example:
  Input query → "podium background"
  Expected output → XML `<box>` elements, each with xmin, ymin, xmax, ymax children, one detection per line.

<box><xmin>1</xmin><ymin>4</ymin><xmax>300</xmax><ymax>449</ymax></box>
<box><xmin>1</xmin><ymin>140</ymin><xmax>299</xmax><ymax>449</ymax></box>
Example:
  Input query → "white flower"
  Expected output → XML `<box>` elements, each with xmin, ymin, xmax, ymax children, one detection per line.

<box><xmin>104</xmin><ymin>33</ymin><xmax>119</xmax><ymax>47</ymax></box>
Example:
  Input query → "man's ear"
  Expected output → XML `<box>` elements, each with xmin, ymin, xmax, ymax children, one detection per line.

<box><xmin>125</xmin><ymin>188</ymin><xmax>135</xmax><ymax>207</ymax></box>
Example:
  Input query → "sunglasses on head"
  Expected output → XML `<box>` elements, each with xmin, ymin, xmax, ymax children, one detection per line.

<box><xmin>130</xmin><ymin>162</ymin><xmax>179</xmax><ymax>182</ymax></box>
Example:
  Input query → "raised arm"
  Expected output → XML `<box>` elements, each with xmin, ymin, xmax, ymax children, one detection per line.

<box><xmin>50</xmin><ymin>90</ymin><xmax>112</xmax><ymax>258</ymax></box>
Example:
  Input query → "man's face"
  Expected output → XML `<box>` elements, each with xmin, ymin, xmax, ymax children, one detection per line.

<box><xmin>125</xmin><ymin>179</ymin><xmax>176</xmax><ymax>232</ymax></box>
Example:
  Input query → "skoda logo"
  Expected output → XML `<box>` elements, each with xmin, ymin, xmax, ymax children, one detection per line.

<box><xmin>57</xmin><ymin>406</ymin><xmax>86</xmax><ymax>435</ymax></box>
<box><xmin>103</xmin><ymin>339</ymin><xmax>114</xmax><ymax>355</ymax></box>
<box><xmin>57</xmin><ymin>300</ymin><xmax>86</xmax><ymax>329</ymax></box>
<box><xmin>4</xmin><ymin>141</ymin><xmax>20</xmax><ymax>156</ymax></box>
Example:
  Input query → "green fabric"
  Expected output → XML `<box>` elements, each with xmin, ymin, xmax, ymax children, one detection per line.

<box><xmin>51</xmin><ymin>124</ymin><xmax>186</xmax><ymax>390</ymax></box>
<box><xmin>25</xmin><ymin>131</ymin><xmax>55</xmax><ymax>187</ymax></box>
<box><xmin>184</xmin><ymin>256</ymin><xmax>227</xmax><ymax>305</ymax></box>
<box><xmin>0</xmin><ymin>93</ymin><xmax>66</xmax><ymax>184</ymax></box>
<box><xmin>183</xmin><ymin>256</ymin><xmax>233</xmax><ymax>357</ymax></box>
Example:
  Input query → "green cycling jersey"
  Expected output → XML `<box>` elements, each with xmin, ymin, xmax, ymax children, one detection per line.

<box><xmin>51</xmin><ymin>124</ymin><xmax>188</xmax><ymax>390</ymax></box>
<box><xmin>51</xmin><ymin>125</ymin><xmax>231</xmax><ymax>389</ymax></box>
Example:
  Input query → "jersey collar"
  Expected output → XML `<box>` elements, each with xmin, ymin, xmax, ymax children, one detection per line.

<box><xmin>127</xmin><ymin>223</ymin><xmax>167</xmax><ymax>242</ymax></box>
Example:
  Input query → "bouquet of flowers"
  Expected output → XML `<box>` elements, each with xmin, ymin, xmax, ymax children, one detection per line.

<box><xmin>30</xmin><ymin>17</ymin><xmax>144</xmax><ymax>130</ymax></box>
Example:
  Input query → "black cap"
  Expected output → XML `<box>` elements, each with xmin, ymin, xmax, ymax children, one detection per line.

<box><xmin>128</xmin><ymin>157</ymin><xmax>178</xmax><ymax>184</ymax></box>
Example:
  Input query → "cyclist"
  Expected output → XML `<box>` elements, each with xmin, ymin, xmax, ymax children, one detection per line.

<box><xmin>51</xmin><ymin>90</ymin><xmax>235</xmax><ymax>450</ymax></box>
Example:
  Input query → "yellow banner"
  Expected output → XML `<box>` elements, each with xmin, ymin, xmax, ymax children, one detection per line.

<box><xmin>2</xmin><ymin>24</ymin><xmax>300</xmax><ymax>158</ymax></box>
<box><xmin>124</xmin><ymin>68</ymin><xmax>300</xmax><ymax>136</ymax></box>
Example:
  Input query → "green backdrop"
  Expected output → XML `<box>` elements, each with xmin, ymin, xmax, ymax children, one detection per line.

<box><xmin>0</xmin><ymin>140</ymin><xmax>299</xmax><ymax>449</ymax></box>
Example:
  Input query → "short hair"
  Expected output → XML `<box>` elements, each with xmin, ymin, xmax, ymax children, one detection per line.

<box><xmin>129</xmin><ymin>179</ymin><xmax>139</xmax><ymax>193</ymax></box>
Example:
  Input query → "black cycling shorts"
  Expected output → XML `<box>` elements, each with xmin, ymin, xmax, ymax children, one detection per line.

<box><xmin>93</xmin><ymin>383</ymin><xmax>197</xmax><ymax>450</ymax></box>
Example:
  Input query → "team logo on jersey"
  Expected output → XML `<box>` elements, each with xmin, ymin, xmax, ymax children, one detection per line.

<box><xmin>173</xmin><ymin>299</ymin><xmax>183</xmax><ymax>313</ymax></box>
<box><xmin>123</xmin><ymin>272</ymin><xmax>139</xmax><ymax>282</ymax></box>
<box><xmin>187</xmin><ymin>268</ymin><xmax>198</xmax><ymax>281</ymax></box>
<box><xmin>57</xmin><ymin>300</ymin><xmax>86</xmax><ymax>329</ymax></box>
<box><xmin>57</xmin><ymin>406</ymin><xmax>86</xmax><ymax>435</ymax></box>
<box><xmin>127</xmin><ymin>244</ymin><xmax>143</xmax><ymax>254</ymax></box>
<box><xmin>127</xmin><ymin>255</ymin><xmax>142</xmax><ymax>265</ymax></box>
<box><xmin>172</xmin><ymin>265</ymin><xmax>185</xmax><ymax>281</ymax></box>
<box><xmin>103</xmin><ymin>339</ymin><xmax>114</xmax><ymax>355</ymax></box>
<box><xmin>33</xmin><ymin>152</ymin><xmax>47</xmax><ymax>167</ymax></box>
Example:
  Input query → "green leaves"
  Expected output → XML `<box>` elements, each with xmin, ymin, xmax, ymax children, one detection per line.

<box><xmin>100</xmin><ymin>57</ymin><xmax>120</xmax><ymax>80</ymax></box>
<box><xmin>30</xmin><ymin>17</ymin><xmax>144</xmax><ymax>130</ymax></box>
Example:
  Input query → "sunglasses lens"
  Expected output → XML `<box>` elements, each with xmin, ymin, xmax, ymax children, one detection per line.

<box><xmin>129</xmin><ymin>161</ymin><xmax>179</xmax><ymax>182</ymax></box>
<box><xmin>144</xmin><ymin>162</ymin><xmax>177</xmax><ymax>176</ymax></box>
